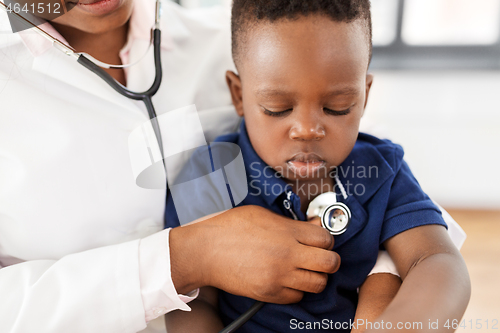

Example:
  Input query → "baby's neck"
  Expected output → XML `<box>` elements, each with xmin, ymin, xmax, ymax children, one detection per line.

<box><xmin>286</xmin><ymin>177</ymin><xmax>334</xmax><ymax>215</ymax></box>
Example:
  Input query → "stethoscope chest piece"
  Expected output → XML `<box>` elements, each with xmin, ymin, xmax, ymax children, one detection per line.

<box><xmin>306</xmin><ymin>192</ymin><xmax>351</xmax><ymax>236</ymax></box>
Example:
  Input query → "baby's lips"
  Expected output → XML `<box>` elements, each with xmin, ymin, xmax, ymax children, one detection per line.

<box><xmin>288</xmin><ymin>152</ymin><xmax>324</xmax><ymax>163</ymax></box>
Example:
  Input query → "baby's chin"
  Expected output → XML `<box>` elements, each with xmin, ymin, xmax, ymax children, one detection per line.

<box><xmin>281</xmin><ymin>174</ymin><xmax>335</xmax><ymax>197</ymax></box>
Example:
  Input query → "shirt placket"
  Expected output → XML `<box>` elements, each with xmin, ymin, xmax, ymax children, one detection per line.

<box><xmin>282</xmin><ymin>190</ymin><xmax>304</xmax><ymax>221</ymax></box>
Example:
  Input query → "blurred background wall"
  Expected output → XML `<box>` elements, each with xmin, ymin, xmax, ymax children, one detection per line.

<box><xmin>365</xmin><ymin>0</ymin><xmax>500</xmax><ymax>211</ymax></box>
<box><xmin>364</xmin><ymin>70</ymin><xmax>500</xmax><ymax>210</ymax></box>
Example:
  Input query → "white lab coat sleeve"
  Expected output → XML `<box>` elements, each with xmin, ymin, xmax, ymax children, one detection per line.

<box><xmin>368</xmin><ymin>250</ymin><xmax>399</xmax><ymax>277</ymax></box>
<box><xmin>139</xmin><ymin>229</ymin><xmax>198</xmax><ymax>323</ymax></box>
<box><xmin>436</xmin><ymin>203</ymin><xmax>467</xmax><ymax>249</ymax></box>
<box><xmin>0</xmin><ymin>240</ymin><xmax>148</xmax><ymax>333</ymax></box>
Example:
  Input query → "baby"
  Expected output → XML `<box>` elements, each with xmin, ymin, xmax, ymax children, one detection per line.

<box><xmin>164</xmin><ymin>0</ymin><xmax>470</xmax><ymax>332</ymax></box>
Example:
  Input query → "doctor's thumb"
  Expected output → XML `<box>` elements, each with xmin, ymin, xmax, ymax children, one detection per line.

<box><xmin>307</xmin><ymin>216</ymin><xmax>322</xmax><ymax>227</ymax></box>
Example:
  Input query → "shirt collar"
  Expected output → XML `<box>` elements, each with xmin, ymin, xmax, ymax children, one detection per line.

<box><xmin>18</xmin><ymin>22</ymin><xmax>65</xmax><ymax>58</ymax></box>
<box><xmin>335</xmin><ymin>133</ymin><xmax>395</xmax><ymax>205</ymax></box>
<box><xmin>120</xmin><ymin>0</ymin><xmax>175</xmax><ymax>56</ymax></box>
<box><xmin>236</xmin><ymin>120</ymin><xmax>292</xmax><ymax>206</ymax></box>
<box><xmin>18</xmin><ymin>0</ymin><xmax>175</xmax><ymax>58</ymax></box>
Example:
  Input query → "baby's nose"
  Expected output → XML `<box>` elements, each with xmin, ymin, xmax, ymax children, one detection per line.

<box><xmin>289</xmin><ymin>117</ymin><xmax>326</xmax><ymax>141</ymax></box>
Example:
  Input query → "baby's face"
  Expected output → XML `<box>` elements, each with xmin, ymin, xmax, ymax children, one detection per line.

<box><xmin>228</xmin><ymin>15</ymin><xmax>373</xmax><ymax>182</ymax></box>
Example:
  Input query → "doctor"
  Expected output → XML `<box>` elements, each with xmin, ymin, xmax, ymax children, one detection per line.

<box><xmin>0</xmin><ymin>0</ymin><xmax>341</xmax><ymax>332</ymax></box>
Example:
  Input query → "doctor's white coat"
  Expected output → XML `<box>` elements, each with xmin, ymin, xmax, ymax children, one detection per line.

<box><xmin>0</xmin><ymin>1</ymin><xmax>238</xmax><ymax>332</ymax></box>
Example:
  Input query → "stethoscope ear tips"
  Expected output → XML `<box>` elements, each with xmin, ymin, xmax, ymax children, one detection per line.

<box><xmin>306</xmin><ymin>192</ymin><xmax>351</xmax><ymax>236</ymax></box>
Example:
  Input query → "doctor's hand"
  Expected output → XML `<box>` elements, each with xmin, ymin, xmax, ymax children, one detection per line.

<box><xmin>169</xmin><ymin>205</ymin><xmax>340</xmax><ymax>304</ymax></box>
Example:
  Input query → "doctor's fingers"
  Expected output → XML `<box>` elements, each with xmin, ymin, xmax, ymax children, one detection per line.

<box><xmin>306</xmin><ymin>216</ymin><xmax>322</xmax><ymax>227</ymax></box>
<box><xmin>291</xmin><ymin>220</ymin><xmax>334</xmax><ymax>250</ymax></box>
<box><xmin>284</xmin><ymin>269</ymin><xmax>330</xmax><ymax>295</ymax></box>
<box><xmin>294</xmin><ymin>244</ymin><xmax>341</xmax><ymax>275</ymax></box>
<box><xmin>270</xmin><ymin>288</ymin><xmax>305</xmax><ymax>304</ymax></box>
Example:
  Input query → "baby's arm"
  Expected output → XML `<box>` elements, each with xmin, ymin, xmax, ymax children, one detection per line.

<box><xmin>165</xmin><ymin>287</ymin><xmax>223</xmax><ymax>333</ymax></box>
<box><xmin>353</xmin><ymin>207</ymin><xmax>467</xmax><ymax>333</ymax></box>
<box><xmin>352</xmin><ymin>251</ymin><xmax>402</xmax><ymax>333</ymax></box>
<box><xmin>352</xmin><ymin>273</ymin><xmax>402</xmax><ymax>333</ymax></box>
<box><xmin>369</xmin><ymin>225</ymin><xmax>470</xmax><ymax>332</ymax></box>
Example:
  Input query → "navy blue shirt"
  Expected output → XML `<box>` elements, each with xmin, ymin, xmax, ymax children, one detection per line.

<box><xmin>165</xmin><ymin>121</ymin><xmax>447</xmax><ymax>332</ymax></box>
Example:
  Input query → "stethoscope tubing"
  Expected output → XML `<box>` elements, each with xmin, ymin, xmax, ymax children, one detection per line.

<box><xmin>77</xmin><ymin>29</ymin><xmax>165</xmax><ymax>159</ymax></box>
<box><xmin>219</xmin><ymin>301</ymin><xmax>265</xmax><ymax>333</ymax></box>
<box><xmin>78</xmin><ymin>27</ymin><xmax>260</xmax><ymax>332</ymax></box>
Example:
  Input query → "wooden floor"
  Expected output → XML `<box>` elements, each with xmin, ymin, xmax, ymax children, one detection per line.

<box><xmin>445</xmin><ymin>209</ymin><xmax>500</xmax><ymax>332</ymax></box>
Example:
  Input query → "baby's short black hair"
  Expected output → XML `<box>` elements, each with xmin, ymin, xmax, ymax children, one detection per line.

<box><xmin>231</xmin><ymin>0</ymin><xmax>372</xmax><ymax>68</ymax></box>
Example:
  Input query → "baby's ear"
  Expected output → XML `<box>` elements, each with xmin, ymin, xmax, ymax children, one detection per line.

<box><xmin>226</xmin><ymin>71</ymin><xmax>244</xmax><ymax>117</ymax></box>
<box><xmin>363</xmin><ymin>73</ymin><xmax>374</xmax><ymax>112</ymax></box>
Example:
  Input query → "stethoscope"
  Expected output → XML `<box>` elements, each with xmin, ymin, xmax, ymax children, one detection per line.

<box><xmin>1</xmin><ymin>4</ymin><xmax>353</xmax><ymax>332</ymax></box>
<box><xmin>221</xmin><ymin>174</ymin><xmax>352</xmax><ymax>333</ymax></box>
<box><xmin>306</xmin><ymin>174</ymin><xmax>352</xmax><ymax>235</ymax></box>
<box><xmin>0</xmin><ymin>0</ymin><xmax>165</xmax><ymax>158</ymax></box>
